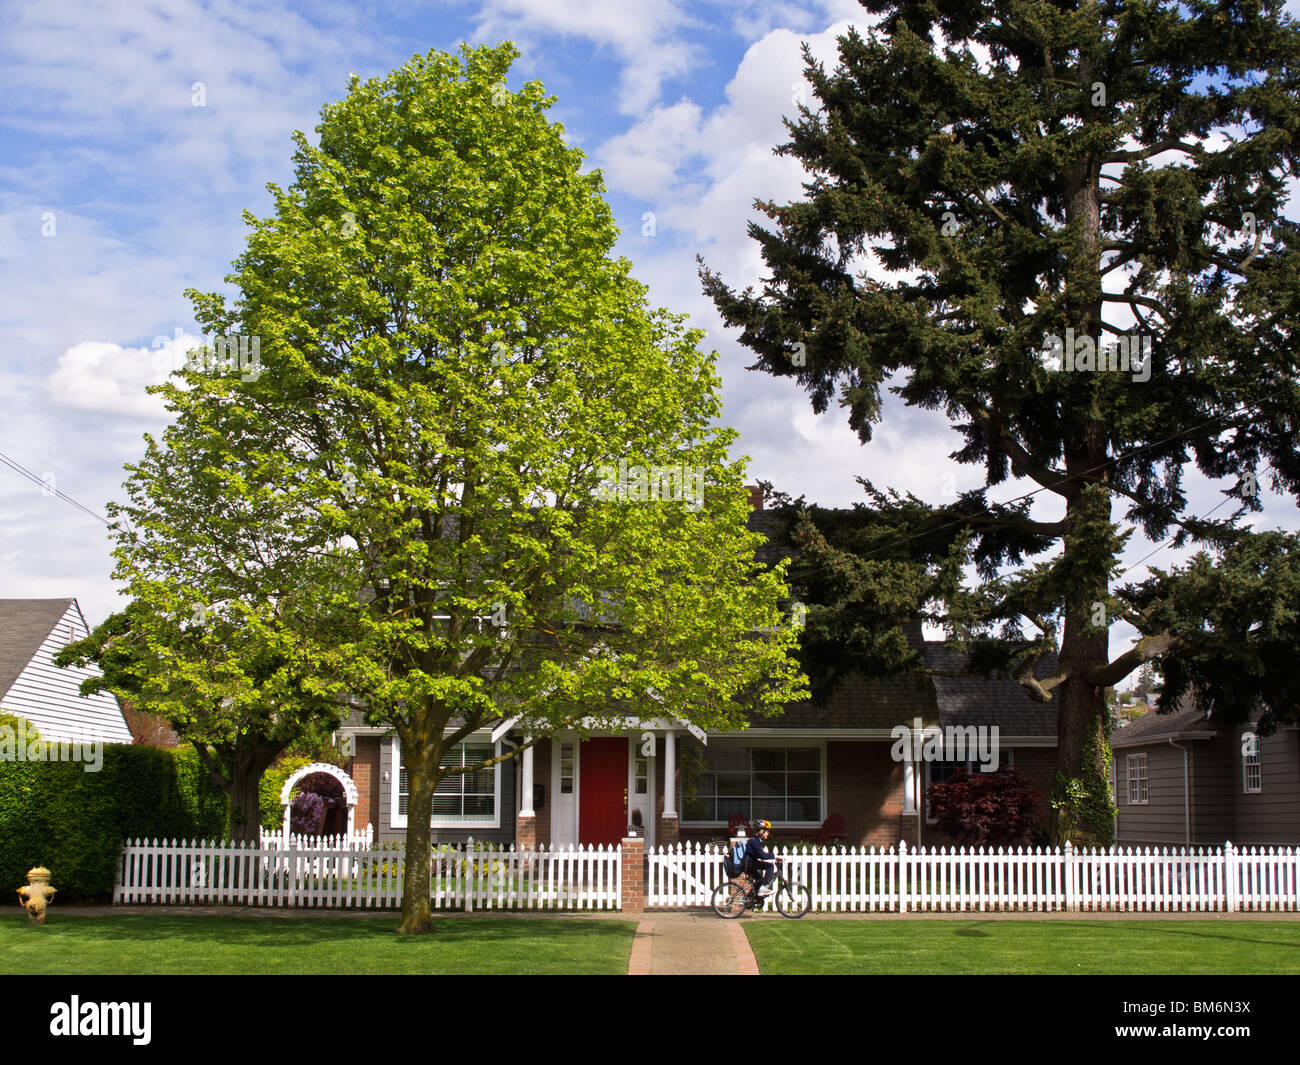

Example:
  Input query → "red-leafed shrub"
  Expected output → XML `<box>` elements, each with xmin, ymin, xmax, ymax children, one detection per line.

<box><xmin>927</xmin><ymin>767</ymin><xmax>1042</xmax><ymax>845</ymax></box>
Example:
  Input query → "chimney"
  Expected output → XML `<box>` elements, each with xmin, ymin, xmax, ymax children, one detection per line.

<box><xmin>746</xmin><ymin>484</ymin><xmax>764</xmax><ymax>511</ymax></box>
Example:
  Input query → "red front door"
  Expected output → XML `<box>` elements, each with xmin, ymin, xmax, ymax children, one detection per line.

<box><xmin>579</xmin><ymin>738</ymin><xmax>627</xmax><ymax>846</ymax></box>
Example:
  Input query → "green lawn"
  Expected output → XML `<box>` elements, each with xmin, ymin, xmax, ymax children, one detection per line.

<box><xmin>743</xmin><ymin>919</ymin><xmax>1300</xmax><ymax>975</ymax></box>
<box><xmin>1</xmin><ymin>914</ymin><xmax>636</xmax><ymax>975</ymax></box>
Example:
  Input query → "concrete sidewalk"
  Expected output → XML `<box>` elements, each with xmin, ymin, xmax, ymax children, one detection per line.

<box><xmin>626</xmin><ymin>912</ymin><xmax>759</xmax><ymax>975</ymax></box>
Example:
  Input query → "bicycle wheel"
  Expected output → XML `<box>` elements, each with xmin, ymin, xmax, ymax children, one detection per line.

<box><xmin>775</xmin><ymin>880</ymin><xmax>811</xmax><ymax>918</ymax></box>
<box><xmin>711</xmin><ymin>881</ymin><xmax>748</xmax><ymax>919</ymax></box>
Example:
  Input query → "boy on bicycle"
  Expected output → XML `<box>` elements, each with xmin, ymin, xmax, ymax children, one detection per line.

<box><xmin>744</xmin><ymin>819</ymin><xmax>780</xmax><ymax>895</ymax></box>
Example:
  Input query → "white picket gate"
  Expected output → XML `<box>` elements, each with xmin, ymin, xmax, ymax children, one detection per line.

<box><xmin>647</xmin><ymin>839</ymin><xmax>731</xmax><ymax>904</ymax></box>
<box><xmin>259</xmin><ymin>826</ymin><xmax>374</xmax><ymax>850</ymax></box>
<box><xmin>116</xmin><ymin>837</ymin><xmax>621</xmax><ymax>911</ymax></box>
<box><xmin>646</xmin><ymin>840</ymin><xmax>1300</xmax><ymax>913</ymax></box>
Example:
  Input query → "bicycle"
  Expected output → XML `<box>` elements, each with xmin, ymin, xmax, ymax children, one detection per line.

<box><xmin>711</xmin><ymin>858</ymin><xmax>812</xmax><ymax>919</ymax></box>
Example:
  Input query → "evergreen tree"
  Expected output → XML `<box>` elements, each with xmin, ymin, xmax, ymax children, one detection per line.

<box><xmin>704</xmin><ymin>1</ymin><xmax>1300</xmax><ymax>842</ymax></box>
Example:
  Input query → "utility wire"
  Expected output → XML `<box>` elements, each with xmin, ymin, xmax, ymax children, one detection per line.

<box><xmin>1115</xmin><ymin>495</ymin><xmax>1234</xmax><ymax>581</ymax></box>
<box><xmin>0</xmin><ymin>449</ymin><xmax>110</xmax><ymax>525</ymax></box>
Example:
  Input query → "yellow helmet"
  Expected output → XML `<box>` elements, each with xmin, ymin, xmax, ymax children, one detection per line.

<box><xmin>751</xmin><ymin>819</ymin><xmax>772</xmax><ymax>833</ymax></box>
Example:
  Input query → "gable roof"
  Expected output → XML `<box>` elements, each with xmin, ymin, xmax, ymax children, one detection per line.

<box><xmin>0</xmin><ymin>598</ymin><xmax>78</xmax><ymax>697</ymax></box>
<box><xmin>0</xmin><ymin>598</ymin><xmax>133</xmax><ymax>744</ymax></box>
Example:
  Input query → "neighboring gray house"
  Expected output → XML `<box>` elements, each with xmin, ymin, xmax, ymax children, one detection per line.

<box><xmin>1111</xmin><ymin>701</ymin><xmax>1300</xmax><ymax>847</ymax></box>
<box><xmin>0</xmin><ymin>598</ymin><xmax>132</xmax><ymax>744</ymax></box>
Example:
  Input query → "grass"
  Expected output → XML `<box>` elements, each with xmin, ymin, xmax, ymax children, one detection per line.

<box><xmin>0</xmin><ymin>914</ymin><xmax>637</xmax><ymax>975</ymax></box>
<box><xmin>743</xmin><ymin>919</ymin><xmax>1300</xmax><ymax>975</ymax></box>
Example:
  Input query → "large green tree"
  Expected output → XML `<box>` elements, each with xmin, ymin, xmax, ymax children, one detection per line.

<box><xmin>704</xmin><ymin>1</ymin><xmax>1300</xmax><ymax>842</ymax></box>
<box><xmin>175</xmin><ymin>43</ymin><xmax>805</xmax><ymax>932</ymax></box>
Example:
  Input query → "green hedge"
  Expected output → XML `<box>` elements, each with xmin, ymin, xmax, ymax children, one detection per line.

<box><xmin>0</xmin><ymin>715</ymin><xmax>227</xmax><ymax>901</ymax></box>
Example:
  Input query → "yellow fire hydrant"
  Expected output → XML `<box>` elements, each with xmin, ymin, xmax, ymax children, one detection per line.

<box><xmin>17</xmin><ymin>867</ymin><xmax>56</xmax><ymax>924</ymax></box>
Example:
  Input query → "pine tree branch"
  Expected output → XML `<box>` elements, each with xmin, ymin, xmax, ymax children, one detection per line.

<box><xmin>1102</xmin><ymin>139</ymin><xmax>1207</xmax><ymax>164</ymax></box>
<box><xmin>966</xmin><ymin>508</ymin><xmax>1068</xmax><ymax>538</ymax></box>
<box><xmin>1101</xmin><ymin>292</ymin><xmax>1171</xmax><ymax>319</ymax></box>
<box><xmin>1013</xmin><ymin>655</ymin><xmax>1068</xmax><ymax>703</ymax></box>
<box><xmin>1086</xmin><ymin>631</ymin><xmax>1181</xmax><ymax>689</ymax></box>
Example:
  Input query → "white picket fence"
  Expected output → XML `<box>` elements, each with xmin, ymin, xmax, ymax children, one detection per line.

<box><xmin>116</xmin><ymin>837</ymin><xmax>620</xmax><ymax>911</ymax></box>
<box><xmin>648</xmin><ymin>840</ymin><xmax>1300</xmax><ymax>912</ymax></box>
<box><xmin>116</xmin><ymin>837</ymin><xmax>1299</xmax><ymax>913</ymax></box>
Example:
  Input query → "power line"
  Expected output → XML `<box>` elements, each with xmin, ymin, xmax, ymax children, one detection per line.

<box><xmin>1115</xmin><ymin>496</ymin><xmax>1235</xmax><ymax>581</ymax></box>
<box><xmin>0</xmin><ymin>449</ymin><xmax>110</xmax><ymax>525</ymax></box>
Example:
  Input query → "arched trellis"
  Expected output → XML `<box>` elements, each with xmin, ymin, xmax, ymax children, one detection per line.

<box><xmin>279</xmin><ymin>762</ymin><xmax>359</xmax><ymax>838</ymax></box>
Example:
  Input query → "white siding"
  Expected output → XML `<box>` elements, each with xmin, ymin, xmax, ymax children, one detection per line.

<box><xmin>1</xmin><ymin>602</ymin><xmax>132</xmax><ymax>744</ymax></box>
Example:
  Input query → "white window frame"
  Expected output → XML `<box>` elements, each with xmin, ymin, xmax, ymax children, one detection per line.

<box><xmin>1242</xmin><ymin>735</ymin><xmax>1261</xmax><ymax>794</ymax></box>
<box><xmin>390</xmin><ymin>733</ymin><xmax>503</xmax><ymax>830</ymax></box>
<box><xmin>677</xmin><ymin>738</ymin><xmax>826</xmax><ymax>827</ymax></box>
<box><xmin>1127</xmin><ymin>753</ymin><xmax>1148</xmax><ymax>805</ymax></box>
<box><xmin>924</xmin><ymin>748</ymin><xmax>1013</xmax><ymax>824</ymax></box>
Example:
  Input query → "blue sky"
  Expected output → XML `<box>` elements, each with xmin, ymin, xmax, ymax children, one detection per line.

<box><xmin>3</xmin><ymin>0</ymin><xmax>1298</xmax><ymax>686</ymax></box>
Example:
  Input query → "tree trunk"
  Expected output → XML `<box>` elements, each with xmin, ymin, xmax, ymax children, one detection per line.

<box><xmin>1051</xmin><ymin>474</ymin><xmax>1115</xmax><ymax>845</ymax></box>
<box><xmin>1051</xmin><ymin>43</ymin><xmax>1113</xmax><ymax>845</ymax></box>
<box><xmin>1053</xmin><ymin>613</ymin><xmax>1112</xmax><ymax>844</ymax></box>
<box><xmin>398</xmin><ymin>733</ymin><xmax>439</xmax><ymax>934</ymax></box>
<box><xmin>228</xmin><ymin>737</ymin><xmax>283</xmax><ymax>846</ymax></box>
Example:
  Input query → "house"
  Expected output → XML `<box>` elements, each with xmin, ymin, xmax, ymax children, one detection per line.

<box><xmin>336</xmin><ymin>633</ymin><xmax>1059</xmax><ymax>850</ymax></box>
<box><xmin>0</xmin><ymin>598</ymin><xmax>133</xmax><ymax>744</ymax></box>
<box><xmin>335</xmin><ymin>493</ymin><xmax>1061</xmax><ymax>849</ymax></box>
<box><xmin>1111</xmin><ymin>701</ymin><xmax>1300</xmax><ymax>846</ymax></box>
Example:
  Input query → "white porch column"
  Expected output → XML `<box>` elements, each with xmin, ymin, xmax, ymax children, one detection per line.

<box><xmin>902</xmin><ymin>758</ymin><xmax>916</xmax><ymax>815</ymax></box>
<box><xmin>520</xmin><ymin>737</ymin><xmax>535</xmax><ymax>817</ymax></box>
<box><xmin>662</xmin><ymin>729</ymin><xmax>677</xmax><ymax>818</ymax></box>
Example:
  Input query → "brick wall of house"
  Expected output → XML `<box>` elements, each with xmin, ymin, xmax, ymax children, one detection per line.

<box><xmin>667</xmin><ymin>739</ymin><xmax>912</xmax><ymax>848</ymax></box>
<box><xmin>827</xmin><ymin>741</ymin><xmax>909</xmax><ymax>847</ymax></box>
<box><xmin>1011</xmin><ymin>747</ymin><xmax>1056</xmax><ymax>823</ymax></box>
<box><xmin>350</xmin><ymin>736</ymin><xmax>381</xmax><ymax>834</ymax></box>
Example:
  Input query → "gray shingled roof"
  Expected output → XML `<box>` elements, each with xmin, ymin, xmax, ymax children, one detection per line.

<box><xmin>747</xmin><ymin>617</ymin><xmax>937</xmax><ymax>729</ymax></box>
<box><xmin>925</xmin><ymin>643</ymin><xmax>1060</xmax><ymax>737</ymax></box>
<box><xmin>1110</xmin><ymin>694</ymin><xmax>1216</xmax><ymax>747</ymax></box>
<box><xmin>746</xmin><ymin>508</ymin><xmax>790</xmax><ymax>566</ymax></box>
<box><xmin>0</xmin><ymin>598</ymin><xmax>75</xmax><ymax>697</ymax></box>
<box><xmin>748</xmin><ymin>666</ymin><xmax>939</xmax><ymax>730</ymax></box>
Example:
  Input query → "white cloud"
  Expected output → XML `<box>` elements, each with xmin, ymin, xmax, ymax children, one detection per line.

<box><xmin>598</xmin><ymin>22</ymin><xmax>863</xmax><ymax>277</ymax></box>
<box><xmin>469</xmin><ymin>0</ymin><xmax>702</xmax><ymax>114</ymax></box>
<box><xmin>47</xmin><ymin>336</ymin><xmax>205</xmax><ymax>420</ymax></box>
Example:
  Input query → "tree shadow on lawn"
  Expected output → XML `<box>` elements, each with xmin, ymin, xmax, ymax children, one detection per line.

<box><xmin>930</xmin><ymin>920</ymin><xmax>1300</xmax><ymax>952</ymax></box>
<box><xmin>1119</xmin><ymin>922</ymin><xmax>1300</xmax><ymax>951</ymax></box>
<box><xmin>32</xmin><ymin>914</ymin><xmax>635</xmax><ymax>948</ymax></box>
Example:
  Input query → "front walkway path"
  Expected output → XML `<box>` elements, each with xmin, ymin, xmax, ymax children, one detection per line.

<box><xmin>626</xmin><ymin>913</ymin><xmax>758</xmax><ymax>975</ymax></box>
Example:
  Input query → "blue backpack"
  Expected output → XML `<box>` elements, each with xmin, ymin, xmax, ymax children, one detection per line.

<box><xmin>724</xmin><ymin>839</ymin><xmax>747</xmax><ymax>877</ymax></box>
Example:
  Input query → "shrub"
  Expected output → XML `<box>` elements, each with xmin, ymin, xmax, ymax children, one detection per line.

<box><xmin>926</xmin><ymin>767</ymin><xmax>1042</xmax><ymax>846</ymax></box>
<box><xmin>0</xmin><ymin>721</ymin><xmax>227</xmax><ymax>902</ymax></box>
